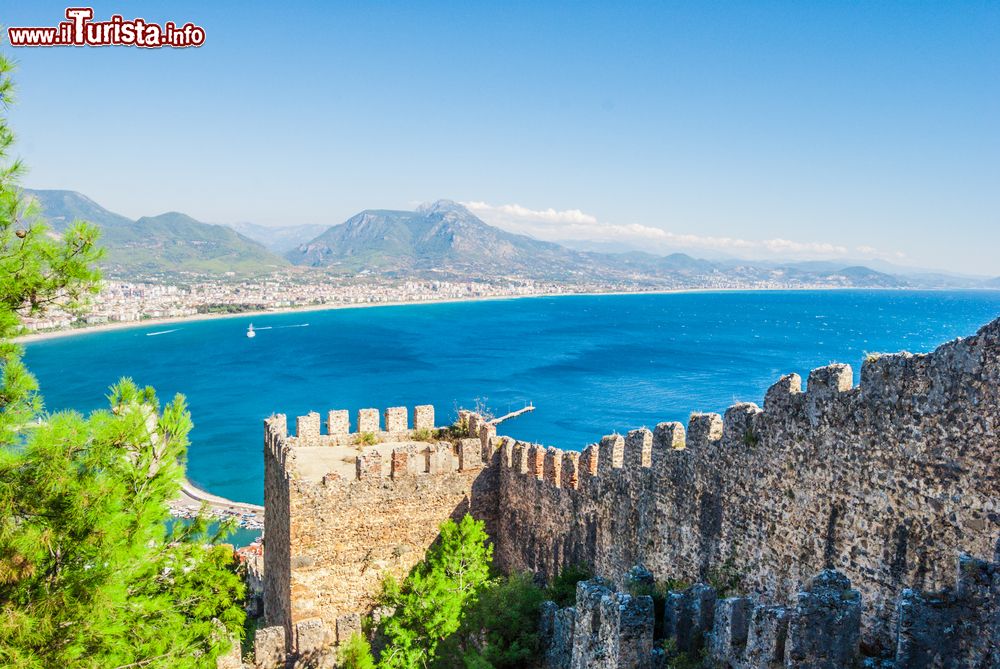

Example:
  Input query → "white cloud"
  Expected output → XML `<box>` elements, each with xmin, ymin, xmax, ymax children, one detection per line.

<box><xmin>463</xmin><ymin>201</ymin><xmax>599</xmax><ymax>225</ymax></box>
<box><xmin>462</xmin><ymin>200</ymin><xmax>902</xmax><ymax>261</ymax></box>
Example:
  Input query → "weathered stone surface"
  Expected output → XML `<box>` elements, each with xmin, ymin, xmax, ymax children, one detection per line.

<box><xmin>263</xmin><ymin>409</ymin><xmax>493</xmax><ymax>658</ymax></box>
<box><xmin>544</xmin><ymin>447</ymin><xmax>563</xmax><ymax>487</ymax></box>
<box><xmin>743</xmin><ymin>604</ymin><xmax>789</xmax><ymax>669</ymax></box>
<box><xmin>569</xmin><ymin>578</ymin><xmax>655</xmax><ymax>668</ymax></box>
<box><xmin>664</xmin><ymin>584</ymin><xmax>716</xmax><ymax>653</ymax></box>
<box><xmin>597</xmin><ymin>434</ymin><xmax>624</xmax><ymax>475</ymax></box>
<box><xmin>356</xmin><ymin>408</ymin><xmax>379</xmax><ymax>433</ymax></box>
<box><xmin>458</xmin><ymin>438</ymin><xmax>483</xmax><ymax>471</ymax></box>
<box><xmin>335</xmin><ymin>612</ymin><xmax>362</xmax><ymax>644</ymax></box>
<box><xmin>215</xmin><ymin>634</ymin><xmax>243</xmax><ymax>669</ymax></box>
<box><xmin>617</xmin><ymin>593</ymin><xmax>655</xmax><ymax>669</ymax></box>
<box><xmin>413</xmin><ymin>404</ymin><xmax>435</xmax><ymax>430</ymax></box>
<box><xmin>539</xmin><ymin>601</ymin><xmax>575</xmax><ymax>669</ymax></box>
<box><xmin>253</xmin><ymin>627</ymin><xmax>286</xmax><ymax>669</ymax></box>
<box><xmin>355</xmin><ymin>450</ymin><xmax>382</xmax><ymax>480</ymax></box>
<box><xmin>708</xmin><ymin>595</ymin><xmax>754</xmax><ymax>666</ymax></box>
<box><xmin>384</xmin><ymin>406</ymin><xmax>408</xmax><ymax>433</ymax></box>
<box><xmin>570</xmin><ymin>578</ymin><xmax>614</xmax><ymax>669</ymax></box>
<box><xmin>327</xmin><ymin>410</ymin><xmax>349</xmax><ymax>435</ymax></box>
<box><xmin>893</xmin><ymin>552</ymin><xmax>1000</xmax><ymax>667</ymax></box>
<box><xmin>294</xmin><ymin>617</ymin><xmax>327</xmax><ymax>656</ymax></box>
<box><xmin>296</xmin><ymin>412</ymin><xmax>321</xmax><ymax>442</ymax></box>
<box><xmin>784</xmin><ymin>570</ymin><xmax>861</xmax><ymax>668</ymax></box>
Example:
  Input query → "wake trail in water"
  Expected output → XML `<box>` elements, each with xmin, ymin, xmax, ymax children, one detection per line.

<box><xmin>146</xmin><ymin>329</ymin><xmax>180</xmax><ymax>336</ymax></box>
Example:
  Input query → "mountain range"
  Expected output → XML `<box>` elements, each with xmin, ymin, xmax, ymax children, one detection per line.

<box><xmin>25</xmin><ymin>189</ymin><xmax>287</xmax><ymax>275</ymax></box>
<box><xmin>24</xmin><ymin>189</ymin><xmax>999</xmax><ymax>289</ymax></box>
<box><xmin>285</xmin><ymin>199</ymin><xmax>996</xmax><ymax>288</ymax></box>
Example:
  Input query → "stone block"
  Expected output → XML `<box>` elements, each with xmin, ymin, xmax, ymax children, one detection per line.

<box><xmin>722</xmin><ymin>402</ymin><xmax>761</xmax><ymax>445</ymax></box>
<box><xmin>561</xmin><ymin>451</ymin><xmax>580</xmax><ymax>489</ymax></box>
<box><xmin>618</xmin><ymin>593</ymin><xmax>655</xmax><ymax>669</ymax></box>
<box><xmin>327</xmin><ymin>409</ymin><xmax>350</xmax><ymax>435</ymax></box>
<box><xmin>528</xmin><ymin>444</ymin><xmax>545</xmax><ymax>479</ymax></box>
<box><xmin>413</xmin><ymin>404</ymin><xmax>435</xmax><ymax>430</ymax></box>
<box><xmin>687</xmin><ymin>413</ymin><xmax>723</xmax><ymax>448</ymax></box>
<box><xmin>544</xmin><ymin>447</ymin><xmax>563</xmax><ymax>487</ymax></box>
<box><xmin>357</xmin><ymin>408</ymin><xmax>380</xmax><ymax>433</ymax></box>
<box><xmin>467</xmin><ymin>413</ymin><xmax>482</xmax><ymax>440</ymax></box>
<box><xmin>480</xmin><ymin>423</ymin><xmax>497</xmax><ymax>458</ymax></box>
<box><xmin>784</xmin><ymin>570</ymin><xmax>861</xmax><ymax>669</ymax></box>
<box><xmin>708</xmin><ymin>596</ymin><xmax>754</xmax><ymax>665</ymax></box>
<box><xmin>336</xmin><ymin>612</ymin><xmax>362</xmax><ymax>644</ymax></box>
<box><xmin>253</xmin><ymin>626</ymin><xmax>286</xmax><ymax>669</ymax></box>
<box><xmin>384</xmin><ymin>406</ymin><xmax>408</xmax><ymax>432</ymax></box>
<box><xmin>653</xmin><ymin>421</ymin><xmax>685</xmax><ymax>451</ymax></box>
<box><xmin>390</xmin><ymin>447</ymin><xmax>410</xmax><ymax>480</ymax></box>
<box><xmin>295</xmin><ymin>616</ymin><xmax>327</xmax><ymax>656</ymax></box>
<box><xmin>458</xmin><ymin>438</ymin><xmax>483</xmax><ymax>471</ymax></box>
<box><xmin>807</xmin><ymin>363</ymin><xmax>853</xmax><ymax>397</ymax></box>
<box><xmin>539</xmin><ymin>601</ymin><xmax>575</xmax><ymax>669</ymax></box>
<box><xmin>763</xmin><ymin>373</ymin><xmax>802</xmax><ymax>413</ymax></box>
<box><xmin>356</xmin><ymin>450</ymin><xmax>383</xmax><ymax>480</ymax></box>
<box><xmin>624</xmin><ymin>428</ymin><xmax>653</xmax><ymax>469</ymax></box>
<box><xmin>296</xmin><ymin>412</ymin><xmax>321</xmax><ymax>441</ymax></box>
<box><xmin>579</xmin><ymin>443</ymin><xmax>599</xmax><ymax>479</ymax></box>
<box><xmin>597</xmin><ymin>434</ymin><xmax>624</xmax><ymax>475</ymax></box>
<box><xmin>664</xmin><ymin>584</ymin><xmax>716</xmax><ymax>653</ymax></box>
<box><xmin>743</xmin><ymin>605</ymin><xmax>789</xmax><ymax>669</ymax></box>
<box><xmin>427</xmin><ymin>442</ymin><xmax>455</xmax><ymax>474</ymax></box>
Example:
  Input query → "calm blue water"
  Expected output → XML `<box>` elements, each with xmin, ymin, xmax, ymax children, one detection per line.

<box><xmin>22</xmin><ymin>290</ymin><xmax>1000</xmax><ymax>508</ymax></box>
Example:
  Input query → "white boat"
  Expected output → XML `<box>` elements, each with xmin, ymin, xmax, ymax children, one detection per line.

<box><xmin>246</xmin><ymin>324</ymin><xmax>256</xmax><ymax>338</ymax></box>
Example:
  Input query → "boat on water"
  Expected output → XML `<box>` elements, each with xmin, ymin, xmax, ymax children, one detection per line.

<box><xmin>246</xmin><ymin>324</ymin><xmax>256</xmax><ymax>338</ymax></box>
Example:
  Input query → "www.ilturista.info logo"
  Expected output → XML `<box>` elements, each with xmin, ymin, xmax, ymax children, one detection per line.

<box><xmin>6</xmin><ymin>8</ymin><xmax>205</xmax><ymax>48</ymax></box>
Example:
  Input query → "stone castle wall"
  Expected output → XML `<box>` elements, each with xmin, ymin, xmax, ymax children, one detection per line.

<box><xmin>262</xmin><ymin>405</ymin><xmax>499</xmax><ymax>655</ymax></box>
<box><xmin>493</xmin><ymin>316</ymin><xmax>1000</xmax><ymax>651</ymax></box>
<box><xmin>261</xmin><ymin>316</ymin><xmax>1000</xmax><ymax>661</ymax></box>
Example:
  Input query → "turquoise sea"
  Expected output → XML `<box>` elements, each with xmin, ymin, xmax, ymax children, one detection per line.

<box><xmin>22</xmin><ymin>290</ymin><xmax>1000</xmax><ymax>511</ymax></box>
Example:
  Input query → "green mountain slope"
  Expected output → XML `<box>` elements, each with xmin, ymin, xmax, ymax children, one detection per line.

<box><xmin>25</xmin><ymin>189</ymin><xmax>287</xmax><ymax>276</ymax></box>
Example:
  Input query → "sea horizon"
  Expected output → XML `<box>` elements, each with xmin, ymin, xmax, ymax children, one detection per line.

<box><xmin>23</xmin><ymin>289</ymin><xmax>1000</xmax><ymax>517</ymax></box>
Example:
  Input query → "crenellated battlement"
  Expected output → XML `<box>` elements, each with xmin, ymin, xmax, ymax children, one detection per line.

<box><xmin>264</xmin><ymin>404</ymin><xmax>502</xmax><ymax>487</ymax></box>
<box><xmin>272</xmin><ymin>404</ymin><xmax>437</xmax><ymax>448</ymax></box>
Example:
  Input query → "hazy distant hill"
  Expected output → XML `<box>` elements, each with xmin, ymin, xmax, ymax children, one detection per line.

<box><xmin>226</xmin><ymin>221</ymin><xmax>328</xmax><ymax>254</ymax></box>
<box><xmin>26</xmin><ymin>189</ymin><xmax>287</xmax><ymax>276</ymax></box>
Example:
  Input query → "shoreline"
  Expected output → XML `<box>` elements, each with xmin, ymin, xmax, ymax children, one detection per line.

<box><xmin>13</xmin><ymin>285</ymin><xmax>981</xmax><ymax>345</ymax></box>
<box><xmin>14</xmin><ymin>287</ymin><xmax>721</xmax><ymax>343</ymax></box>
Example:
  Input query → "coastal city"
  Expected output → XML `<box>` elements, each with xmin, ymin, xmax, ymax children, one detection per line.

<box><xmin>17</xmin><ymin>269</ymin><xmax>879</xmax><ymax>335</ymax></box>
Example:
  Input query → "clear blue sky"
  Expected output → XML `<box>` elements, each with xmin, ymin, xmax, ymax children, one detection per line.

<box><xmin>2</xmin><ymin>1</ymin><xmax>998</xmax><ymax>274</ymax></box>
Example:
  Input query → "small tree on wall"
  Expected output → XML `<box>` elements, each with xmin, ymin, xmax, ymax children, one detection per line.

<box><xmin>377</xmin><ymin>514</ymin><xmax>493</xmax><ymax>669</ymax></box>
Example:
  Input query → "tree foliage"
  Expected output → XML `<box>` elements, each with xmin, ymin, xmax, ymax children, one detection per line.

<box><xmin>0</xmin><ymin>51</ymin><xmax>245</xmax><ymax>668</ymax></box>
<box><xmin>340</xmin><ymin>632</ymin><xmax>377</xmax><ymax>669</ymax></box>
<box><xmin>377</xmin><ymin>514</ymin><xmax>493</xmax><ymax>669</ymax></box>
<box><xmin>439</xmin><ymin>571</ymin><xmax>545</xmax><ymax>669</ymax></box>
<box><xmin>354</xmin><ymin>515</ymin><xmax>552</xmax><ymax>669</ymax></box>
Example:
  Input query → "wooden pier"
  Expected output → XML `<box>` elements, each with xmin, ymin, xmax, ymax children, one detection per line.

<box><xmin>489</xmin><ymin>402</ymin><xmax>536</xmax><ymax>426</ymax></box>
